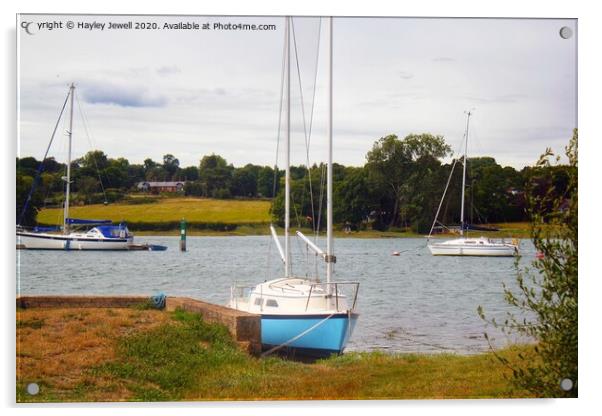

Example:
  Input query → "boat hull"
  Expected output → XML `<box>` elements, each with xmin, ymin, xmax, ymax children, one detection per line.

<box><xmin>17</xmin><ymin>232</ymin><xmax>132</xmax><ymax>250</ymax></box>
<box><xmin>261</xmin><ymin>312</ymin><xmax>358</xmax><ymax>357</ymax></box>
<box><xmin>428</xmin><ymin>243</ymin><xmax>517</xmax><ymax>257</ymax></box>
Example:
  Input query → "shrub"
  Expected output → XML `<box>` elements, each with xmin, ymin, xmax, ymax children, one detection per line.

<box><xmin>478</xmin><ymin>129</ymin><xmax>578</xmax><ymax>398</ymax></box>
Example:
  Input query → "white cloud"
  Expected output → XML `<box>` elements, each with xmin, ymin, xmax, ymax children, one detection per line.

<box><xmin>18</xmin><ymin>15</ymin><xmax>577</xmax><ymax>169</ymax></box>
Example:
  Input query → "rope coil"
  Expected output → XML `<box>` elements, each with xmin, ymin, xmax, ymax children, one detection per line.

<box><xmin>150</xmin><ymin>292</ymin><xmax>166</xmax><ymax>309</ymax></box>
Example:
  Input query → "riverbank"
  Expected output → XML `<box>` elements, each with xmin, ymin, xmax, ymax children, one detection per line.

<box><xmin>113</xmin><ymin>222</ymin><xmax>532</xmax><ymax>238</ymax></box>
<box><xmin>132</xmin><ymin>225</ymin><xmax>423</xmax><ymax>238</ymax></box>
<box><xmin>17</xmin><ymin>306</ymin><xmax>535</xmax><ymax>402</ymax></box>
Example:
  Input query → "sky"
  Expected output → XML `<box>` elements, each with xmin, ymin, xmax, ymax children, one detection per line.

<box><xmin>17</xmin><ymin>15</ymin><xmax>577</xmax><ymax>170</ymax></box>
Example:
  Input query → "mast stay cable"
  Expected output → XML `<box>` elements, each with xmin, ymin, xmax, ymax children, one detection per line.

<box><xmin>291</xmin><ymin>18</ymin><xmax>321</xmax><ymax>234</ymax></box>
<box><xmin>267</xmin><ymin>18</ymin><xmax>289</xmax><ymax>282</ymax></box>
<box><xmin>75</xmin><ymin>91</ymin><xmax>109</xmax><ymax>204</ymax></box>
<box><xmin>17</xmin><ymin>88</ymin><xmax>71</xmax><ymax>226</ymax></box>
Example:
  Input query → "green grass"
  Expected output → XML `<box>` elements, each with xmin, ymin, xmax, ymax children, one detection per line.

<box><xmin>36</xmin><ymin>197</ymin><xmax>272</xmax><ymax>225</ymax></box>
<box><xmin>102</xmin><ymin>324</ymin><xmax>534</xmax><ymax>400</ymax></box>
<box><xmin>95</xmin><ymin>309</ymin><xmax>243</xmax><ymax>401</ymax></box>
<box><xmin>16</xmin><ymin>318</ymin><xmax>45</xmax><ymax>330</ymax></box>
<box><xmin>17</xmin><ymin>308</ymin><xmax>535</xmax><ymax>402</ymax></box>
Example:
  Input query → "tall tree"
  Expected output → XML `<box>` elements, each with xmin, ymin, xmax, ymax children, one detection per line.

<box><xmin>181</xmin><ymin>166</ymin><xmax>200</xmax><ymax>181</ymax></box>
<box><xmin>231</xmin><ymin>165</ymin><xmax>258</xmax><ymax>197</ymax></box>
<box><xmin>80</xmin><ymin>150</ymin><xmax>109</xmax><ymax>171</ymax></box>
<box><xmin>334</xmin><ymin>167</ymin><xmax>374</xmax><ymax>226</ymax></box>
<box><xmin>257</xmin><ymin>166</ymin><xmax>279</xmax><ymax>198</ymax></box>
<box><xmin>76</xmin><ymin>176</ymin><xmax>100</xmax><ymax>204</ymax></box>
<box><xmin>126</xmin><ymin>164</ymin><xmax>145</xmax><ymax>188</ymax></box>
<box><xmin>366</xmin><ymin>133</ymin><xmax>451</xmax><ymax>228</ymax></box>
<box><xmin>162</xmin><ymin>154</ymin><xmax>180</xmax><ymax>179</ymax></box>
<box><xmin>198</xmin><ymin>154</ymin><xmax>233</xmax><ymax>198</ymax></box>
<box><xmin>145</xmin><ymin>166</ymin><xmax>168</xmax><ymax>181</ymax></box>
<box><xmin>143</xmin><ymin>158</ymin><xmax>158</xmax><ymax>175</ymax></box>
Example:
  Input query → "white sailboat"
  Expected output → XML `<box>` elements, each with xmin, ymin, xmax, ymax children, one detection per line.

<box><xmin>17</xmin><ymin>84</ymin><xmax>134</xmax><ymax>250</ymax></box>
<box><xmin>228</xmin><ymin>17</ymin><xmax>360</xmax><ymax>357</ymax></box>
<box><xmin>427</xmin><ymin>111</ymin><xmax>519</xmax><ymax>257</ymax></box>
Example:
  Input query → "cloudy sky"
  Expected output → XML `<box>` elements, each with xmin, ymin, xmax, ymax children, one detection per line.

<box><xmin>17</xmin><ymin>15</ymin><xmax>577</xmax><ymax>169</ymax></box>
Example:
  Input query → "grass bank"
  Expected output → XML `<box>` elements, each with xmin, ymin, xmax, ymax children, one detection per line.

<box><xmin>17</xmin><ymin>307</ymin><xmax>535</xmax><ymax>402</ymax></box>
<box><xmin>132</xmin><ymin>225</ymin><xmax>420</xmax><ymax>238</ymax></box>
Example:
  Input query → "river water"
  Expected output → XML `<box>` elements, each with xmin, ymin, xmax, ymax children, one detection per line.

<box><xmin>16</xmin><ymin>236</ymin><xmax>536</xmax><ymax>354</ymax></box>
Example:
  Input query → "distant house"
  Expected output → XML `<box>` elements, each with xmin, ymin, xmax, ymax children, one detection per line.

<box><xmin>137</xmin><ymin>181</ymin><xmax>186</xmax><ymax>193</ymax></box>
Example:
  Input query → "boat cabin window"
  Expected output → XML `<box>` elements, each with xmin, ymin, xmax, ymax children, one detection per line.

<box><xmin>465</xmin><ymin>240</ymin><xmax>476</xmax><ymax>244</ymax></box>
<box><xmin>254</xmin><ymin>298</ymin><xmax>263</xmax><ymax>306</ymax></box>
<box><xmin>265</xmin><ymin>299</ymin><xmax>278</xmax><ymax>307</ymax></box>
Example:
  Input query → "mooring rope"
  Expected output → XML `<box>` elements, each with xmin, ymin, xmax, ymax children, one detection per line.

<box><xmin>261</xmin><ymin>312</ymin><xmax>336</xmax><ymax>357</ymax></box>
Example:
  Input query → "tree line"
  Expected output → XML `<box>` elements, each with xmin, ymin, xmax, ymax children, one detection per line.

<box><xmin>16</xmin><ymin>133</ymin><xmax>575</xmax><ymax>231</ymax></box>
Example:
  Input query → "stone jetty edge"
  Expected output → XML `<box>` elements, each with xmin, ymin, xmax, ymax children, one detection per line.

<box><xmin>16</xmin><ymin>295</ymin><xmax>262</xmax><ymax>355</ymax></box>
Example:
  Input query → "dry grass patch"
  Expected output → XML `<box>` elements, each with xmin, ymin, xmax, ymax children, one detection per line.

<box><xmin>16</xmin><ymin>307</ymin><xmax>170</xmax><ymax>402</ymax></box>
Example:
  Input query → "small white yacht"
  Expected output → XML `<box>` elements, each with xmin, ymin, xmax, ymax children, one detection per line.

<box><xmin>228</xmin><ymin>17</ymin><xmax>360</xmax><ymax>357</ymax></box>
<box><xmin>229</xmin><ymin>276</ymin><xmax>359</xmax><ymax>357</ymax></box>
<box><xmin>427</xmin><ymin>111</ymin><xmax>519</xmax><ymax>257</ymax></box>
<box><xmin>428</xmin><ymin>236</ymin><xmax>519</xmax><ymax>257</ymax></box>
<box><xmin>17</xmin><ymin>220</ymin><xmax>133</xmax><ymax>251</ymax></box>
<box><xmin>16</xmin><ymin>84</ymin><xmax>134</xmax><ymax>251</ymax></box>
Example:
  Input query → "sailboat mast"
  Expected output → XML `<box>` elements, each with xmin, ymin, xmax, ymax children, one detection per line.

<box><xmin>63</xmin><ymin>83</ymin><xmax>75</xmax><ymax>234</ymax></box>
<box><xmin>326</xmin><ymin>17</ymin><xmax>334</xmax><ymax>287</ymax></box>
<box><xmin>460</xmin><ymin>110</ymin><xmax>471</xmax><ymax>237</ymax></box>
<box><xmin>284</xmin><ymin>17</ymin><xmax>292</xmax><ymax>277</ymax></box>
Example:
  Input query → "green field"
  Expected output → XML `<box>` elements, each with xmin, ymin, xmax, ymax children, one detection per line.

<box><xmin>36</xmin><ymin>197</ymin><xmax>272</xmax><ymax>225</ymax></box>
<box><xmin>36</xmin><ymin>197</ymin><xmax>532</xmax><ymax>238</ymax></box>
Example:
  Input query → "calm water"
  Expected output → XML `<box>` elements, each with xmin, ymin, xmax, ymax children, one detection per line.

<box><xmin>17</xmin><ymin>236</ymin><xmax>536</xmax><ymax>354</ymax></box>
